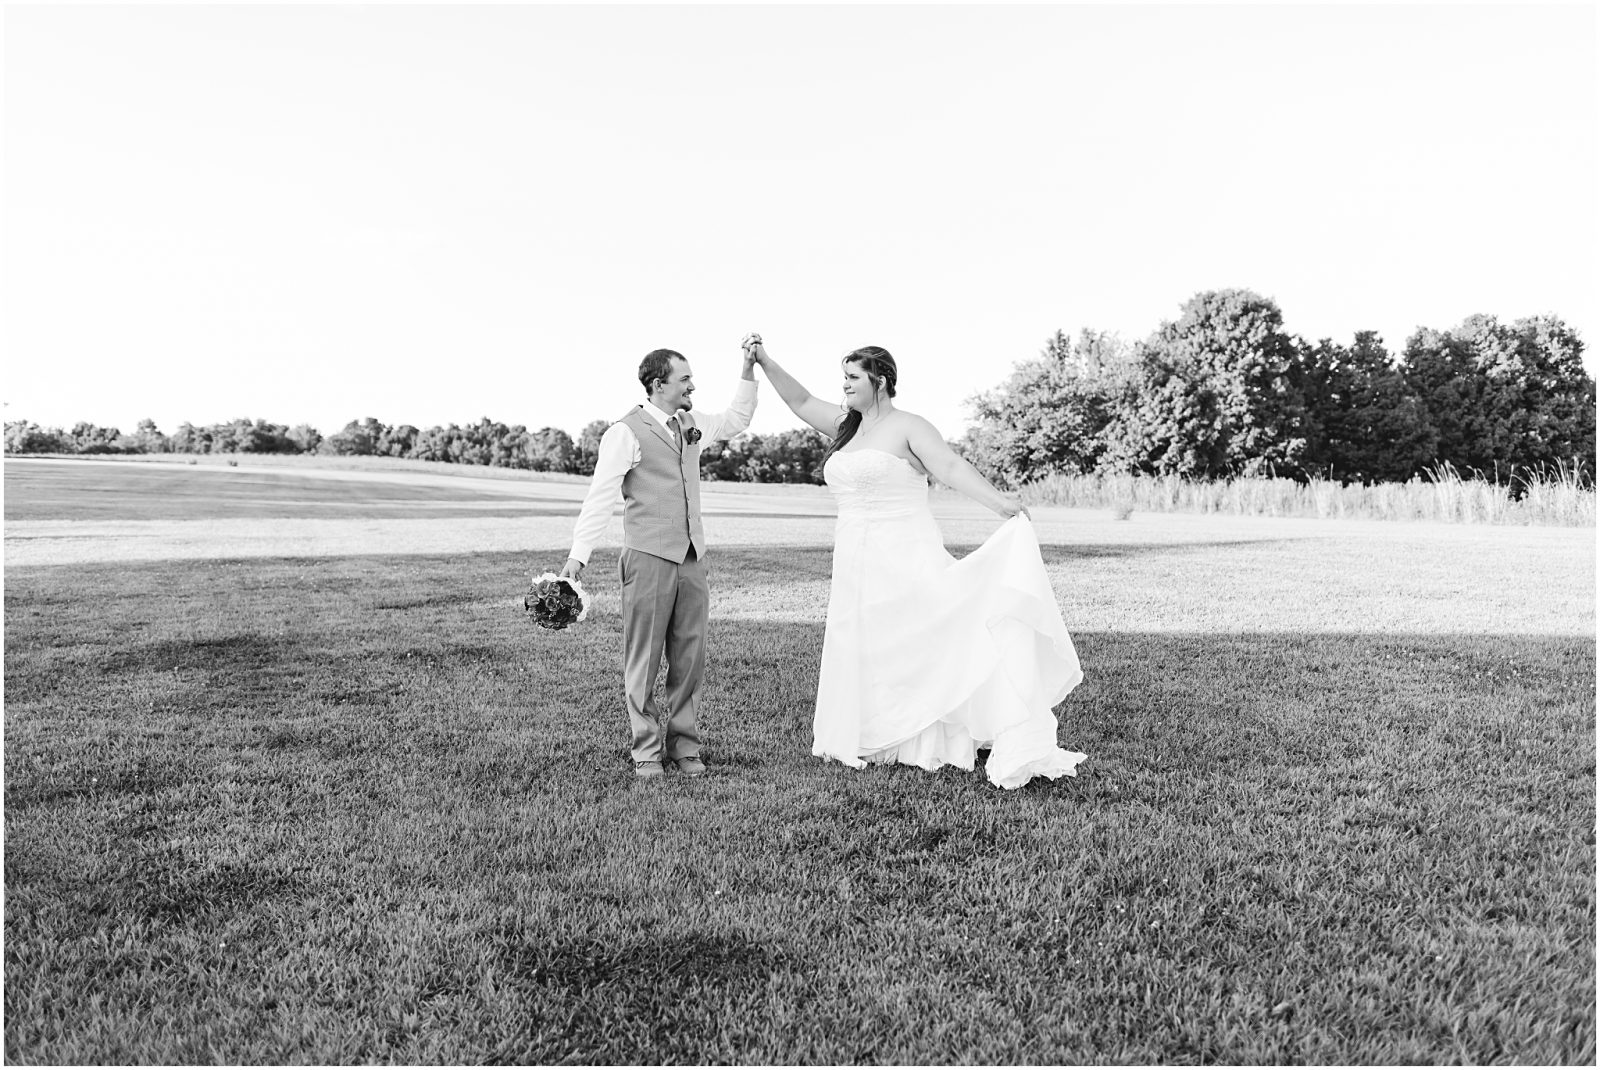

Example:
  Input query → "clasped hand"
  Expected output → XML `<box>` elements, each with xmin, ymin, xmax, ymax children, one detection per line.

<box><xmin>741</xmin><ymin>332</ymin><xmax>765</xmax><ymax>369</ymax></box>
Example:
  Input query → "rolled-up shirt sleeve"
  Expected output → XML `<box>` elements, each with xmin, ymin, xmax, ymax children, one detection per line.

<box><xmin>694</xmin><ymin>377</ymin><xmax>759</xmax><ymax>442</ymax></box>
<box><xmin>568</xmin><ymin>421</ymin><xmax>639</xmax><ymax>565</ymax></box>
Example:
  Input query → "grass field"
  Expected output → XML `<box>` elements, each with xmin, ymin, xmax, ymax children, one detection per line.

<box><xmin>4</xmin><ymin>458</ymin><xmax>1595</xmax><ymax>1063</ymax></box>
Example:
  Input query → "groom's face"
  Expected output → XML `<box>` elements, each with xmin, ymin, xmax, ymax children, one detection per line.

<box><xmin>652</xmin><ymin>357</ymin><xmax>696</xmax><ymax>413</ymax></box>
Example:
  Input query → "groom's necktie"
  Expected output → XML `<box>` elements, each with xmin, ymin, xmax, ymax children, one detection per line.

<box><xmin>667</xmin><ymin>416</ymin><xmax>682</xmax><ymax>451</ymax></box>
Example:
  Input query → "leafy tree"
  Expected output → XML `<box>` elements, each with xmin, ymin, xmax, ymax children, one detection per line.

<box><xmin>320</xmin><ymin>418</ymin><xmax>387</xmax><ymax>456</ymax></box>
<box><xmin>753</xmin><ymin>428</ymin><xmax>830</xmax><ymax>483</ymax></box>
<box><xmin>504</xmin><ymin>425</ymin><xmax>542</xmax><ymax>469</ymax></box>
<box><xmin>950</xmin><ymin>425</ymin><xmax>1007</xmax><ymax>485</ymax></box>
<box><xmin>573</xmin><ymin>419</ymin><xmax>610</xmax><ymax>476</ymax></box>
<box><xmin>69</xmin><ymin>422</ymin><xmax>125</xmax><ymax>454</ymax></box>
<box><xmin>378</xmin><ymin>424</ymin><xmax>417</xmax><ymax>458</ymax></box>
<box><xmin>130</xmin><ymin>418</ymin><xmax>169</xmax><ymax>453</ymax></box>
<box><xmin>446</xmin><ymin>420</ymin><xmax>494</xmax><ymax>466</ymax></box>
<box><xmin>965</xmin><ymin>329</ymin><xmax>1136</xmax><ymax>484</ymax></box>
<box><xmin>3</xmin><ymin>421</ymin><xmax>70</xmax><ymax>454</ymax></box>
<box><xmin>288</xmin><ymin>424</ymin><xmax>323</xmax><ymax>454</ymax></box>
<box><xmin>1301</xmin><ymin>333</ymin><xmax>1436</xmax><ymax>483</ymax></box>
<box><xmin>209</xmin><ymin>419</ymin><xmax>249</xmax><ymax>453</ymax></box>
<box><xmin>485</xmin><ymin>423</ymin><xmax>521</xmax><ymax>468</ymax></box>
<box><xmin>699</xmin><ymin>436</ymin><xmax>746</xmax><ymax>482</ymax></box>
<box><xmin>170</xmin><ymin>422</ymin><xmax>206</xmax><ymax>454</ymax></box>
<box><xmin>472</xmin><ymin>418</ymin><xmax>516</xmax><ymax>467</ymax></box>
<box><xmin>215</xmin><ymin>418</ymin><xmax>297</xmax><ymax>454</ymax></box>
<box><xmin>1404</xmin><ymin>314</ymin><xmax>1596</xmax><ymax>480</ymax></box>
<box><xmin>700</xmin><ymin>430</ymin><xmax>829</xmax><ymax>484</ymax></box>
<box><xmin>1103</xmin><ymin>289</ymin><xmax>1315</xmax><ymax>479</ymax></box>
<box><xmin>411</xmin><ymin>425</ymin><xmax>457</xmax><ymax>463</ymax></box>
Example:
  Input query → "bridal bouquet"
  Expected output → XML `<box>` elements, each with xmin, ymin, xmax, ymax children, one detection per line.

<box><xmin>524</xmin><ymin>572</ymin><xmax>590</xmax><ymax>631</ymax></box>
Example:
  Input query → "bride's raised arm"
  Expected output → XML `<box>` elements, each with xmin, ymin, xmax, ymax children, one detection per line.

<box><xmin>747</xmin><ymin>340</ymin><xmax>843</xmax><ymax>437</ymax></box>
<box><xmin>904</xmin><ymin>414</ymin><xmax>1029</xmax><ymax>520</ymax></box>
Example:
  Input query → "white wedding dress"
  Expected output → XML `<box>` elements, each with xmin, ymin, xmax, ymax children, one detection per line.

<box><xmin>812</xmin><ymin>448</ymin><xmax>1087</xmax><ymax>789</ymax></box>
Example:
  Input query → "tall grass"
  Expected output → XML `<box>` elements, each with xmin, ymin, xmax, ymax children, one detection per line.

<box><xmin>1021</xmin><ymin>464</ymin><xmax>1595</xmax><ymax>526</ymax></box>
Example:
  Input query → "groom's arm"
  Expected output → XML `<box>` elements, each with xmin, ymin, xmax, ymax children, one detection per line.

<box><xmin>695</xmin><ymin>360</ymin><xmax>759</xmax><ymax>442</ymax></box>
<box><xmin>748</xmin><ymin>341</ymin><xmax>841</xmax><ymax>437</ymax></box>
<box><xmin>561</xmin><ymin>421</ymin><xmax>639</xmax><ymax>578</ymax></box>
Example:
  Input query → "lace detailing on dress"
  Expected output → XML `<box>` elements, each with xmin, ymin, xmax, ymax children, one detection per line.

<box><xmin>823</xmin><ymin>449</ymin><xmax>930</xmax><ymax>521</ymax></box>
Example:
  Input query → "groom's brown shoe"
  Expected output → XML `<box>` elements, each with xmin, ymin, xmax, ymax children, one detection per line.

<box><xmin>675</xmin><ymin>756</ymin><xmax>707</xmax><ymax>778</ymax></box>
<box><xmin>634</xmin><ymin>761</ymin><xmax>665</xmax><ymax>779</ymax></box>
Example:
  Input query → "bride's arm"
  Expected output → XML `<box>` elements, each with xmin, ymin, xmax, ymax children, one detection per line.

<box><xmin>748</xmin><ymin>341</ymin><xmax>843</xmax><ymax>437</ymax></box>
<box><xmin>904</xmin><ymin>415</ymin><xmax>1029</xmax><ymax>520</ymax></box>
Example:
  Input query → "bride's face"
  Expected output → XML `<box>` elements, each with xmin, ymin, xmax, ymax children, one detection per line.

<box><xmin>841</xmin><ymin>361</ymin><xmax>879</xmax><ymax>412</ymax></box>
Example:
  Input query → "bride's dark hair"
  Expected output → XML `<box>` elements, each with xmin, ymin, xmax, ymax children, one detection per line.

<box><xmin>823</xmin><ymin>346</ymin><xmax>898</xmax><ymax>464</ymax></box>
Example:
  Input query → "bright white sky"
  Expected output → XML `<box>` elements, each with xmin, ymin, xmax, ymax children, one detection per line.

<box><xmin>4</xmin><ymin>3</ymin><xmax>1596</xmax><ymax>442</ymax></box>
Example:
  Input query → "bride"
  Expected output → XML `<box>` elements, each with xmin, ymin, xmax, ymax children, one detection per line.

<box><xmin>747</xmin><ymin>337</ymin><xmax>1087</xmax><ymax>789</ymax></box>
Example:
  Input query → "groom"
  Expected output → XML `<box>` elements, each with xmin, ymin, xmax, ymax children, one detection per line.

<box><xmin>561</xmin><ymin>341</ymin><xmax>759</xmax><ymax>779</ymax></box>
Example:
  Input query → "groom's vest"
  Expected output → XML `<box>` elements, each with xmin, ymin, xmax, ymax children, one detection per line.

<box><xmin>618</xmin><ymin>405</ymin><xmax>705</xmax><ymax>564</ymax></box>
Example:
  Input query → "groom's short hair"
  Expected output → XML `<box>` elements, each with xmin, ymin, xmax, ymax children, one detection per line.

<box><xmin>639</xmin><ymin>349</ymin><xmax>683</xmax><ymax>394</ymax></box>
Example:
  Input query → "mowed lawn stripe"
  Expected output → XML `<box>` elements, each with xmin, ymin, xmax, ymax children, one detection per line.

<box><xmin>3</xmin><ymin>459</ymin><xmax>584</xmax><ymax>522</ymax></box>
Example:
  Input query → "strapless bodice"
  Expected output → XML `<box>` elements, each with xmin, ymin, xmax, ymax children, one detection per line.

<box><xmin>822</xmin><ymin>449</ymin><xmax>930</xmax><ymax>519</ymax></box>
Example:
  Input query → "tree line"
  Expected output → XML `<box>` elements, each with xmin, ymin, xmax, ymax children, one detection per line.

<box><xmin>963</xmin><ymin>289</ymin><xmax>1595</xmax><ymax>487</ymax></box>
<box><xmin>1</xmin><ymin>411</ymin><xmax>834</xmax><ymax>484</ymax></box>
<box><xmin>7</xmin><ymin>288</ymin><xmax>1593</xmax><ymax>488</ymax></box>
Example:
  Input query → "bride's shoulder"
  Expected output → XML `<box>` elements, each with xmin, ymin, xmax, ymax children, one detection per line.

<box><xmin>893</xmin><ymin>410</ymin><xmax>942</xmax><ymax>438</ymax></box>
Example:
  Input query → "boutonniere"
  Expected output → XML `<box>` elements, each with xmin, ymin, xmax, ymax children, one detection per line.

<box><xmin>684</xmin><ymin>426</ymin><xmax>702</xmax><ymax>445</ymax></box>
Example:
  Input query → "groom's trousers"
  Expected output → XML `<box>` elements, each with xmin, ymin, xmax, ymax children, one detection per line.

<box><xmin>619</xmin><ymin>546</ymin><xmax>709</xmax><ymax>764</ymax></box>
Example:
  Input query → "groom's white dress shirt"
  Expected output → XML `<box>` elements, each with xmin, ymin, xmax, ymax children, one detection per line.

<box><xmin>568</xmin><ymin>378</ymin><xmax>758</xmax><ymax>565</ymax></box>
